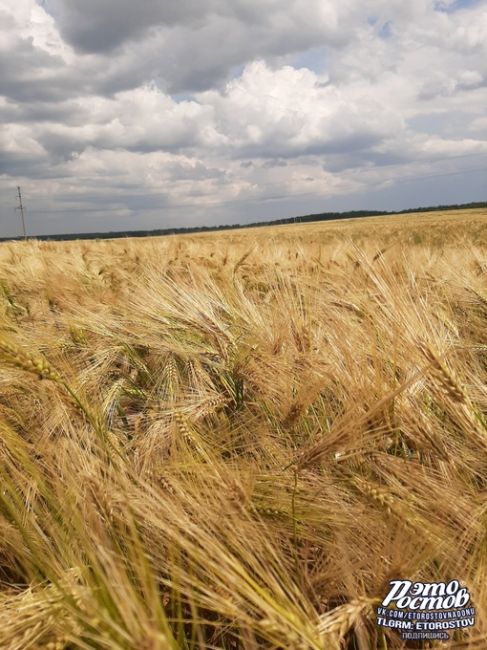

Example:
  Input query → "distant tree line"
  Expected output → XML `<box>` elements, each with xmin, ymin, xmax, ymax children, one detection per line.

<box><xmin>1</xmin><ymin>201</ymin><xmax>485</xmax><ymax>243</ymax></box>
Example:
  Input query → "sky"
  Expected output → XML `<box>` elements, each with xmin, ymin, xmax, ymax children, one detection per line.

<box><xmin>0</xmin><ymin>0</ymin><xmax>486</xmax><ymax>236</ymax></box>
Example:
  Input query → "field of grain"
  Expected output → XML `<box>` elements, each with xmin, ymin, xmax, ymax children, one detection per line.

<box><xmin>0</xmin><ymin>208</ymin><xmax>486</xmax><ymax>649</ymax></box>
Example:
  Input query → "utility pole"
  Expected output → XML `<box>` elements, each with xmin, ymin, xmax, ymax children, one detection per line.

<box><xmin>15</xmin><ymin>186</ymin><xmax>27</xmax><ymax>239</ymax></box>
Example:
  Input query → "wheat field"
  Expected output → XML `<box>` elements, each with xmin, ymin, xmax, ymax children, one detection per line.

<box><xmin>0</xmin><ymin>208</ymin><xmax>486</xmax><ymax>649</ymax></box>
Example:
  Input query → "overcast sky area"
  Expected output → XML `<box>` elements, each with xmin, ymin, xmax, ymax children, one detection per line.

<box><xmin>0</xmin><ymin>0</ymin><xmax>486</xmax><ymax>236</ymax></box>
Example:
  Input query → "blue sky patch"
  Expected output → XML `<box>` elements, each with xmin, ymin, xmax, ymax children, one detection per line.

<box><xmin>435</xmin><ymin>0</ymin><xmax>482</xmax><ymax>13</ymax></box>
<box><xmin>292</xmin><ymin>47</ymin><xmax>328</xmax><ymax>74</ymax></box>
<box><xmin>379</xmin><ymin>21</ymin><xmax>393</xmax><ymax>39</ymax></box>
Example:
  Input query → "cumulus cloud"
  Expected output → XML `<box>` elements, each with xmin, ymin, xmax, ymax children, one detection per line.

<box><xmin>200</xmin><ymin>61</ymin><xmax>406</xmax><ymax>158</ymax></box>
<box><xmin>0</xmin><ymin>0</ymin><xmax>486</xmax><ymax>235</ymax></box>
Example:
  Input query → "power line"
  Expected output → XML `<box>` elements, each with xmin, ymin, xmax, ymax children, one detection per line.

<box><xmin>15</xmin><ymin>186</ymin><xmax>27</xmax><ymax>239</ymax></box>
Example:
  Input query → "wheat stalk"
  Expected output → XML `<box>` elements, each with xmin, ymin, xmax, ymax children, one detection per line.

<box><xmin>317</xmin><ymin>596</ymin><xmax>379</xmax><ymax>641</ymax></box>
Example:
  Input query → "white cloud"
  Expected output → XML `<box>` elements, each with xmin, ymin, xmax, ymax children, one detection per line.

<box><xmin>33</xmin><ymin>88</ymin><xmax>223</xmax><ymax>154</ymax></box>
<box><xmin>198</xmin><ymin>61</ymin><xmax>405</xmax><ymax>158</ymax></box>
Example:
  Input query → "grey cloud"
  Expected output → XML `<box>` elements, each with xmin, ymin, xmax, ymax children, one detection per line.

<box><xmin>0</xmin><ymin>148</ymin><xmax>47</xmax><ymax>177</ymax></box>
<box><xmin>321</xmin><ymin>149</ymin><xmax>410</xmax><ymax>173</ymax></box>
<box><xmin>262</xmin><ymin>159</ymin><xmax>288</xmax><ymax>168</ymax></box>
<box><xmin>305</xmin><ymin>133</ymin><xmax>385</xmax><ymax>157</ymax></box>
<box><xmin>0</xmin><ymin>38</ymin><xmax>72</xmax><ymax>103</ymax></box>
<box><xmin>46</xmin><ymin>0</ymin><xmax>345</xmax><ymax>57</ymax></box>
<box><xmin>407</xmin><ymin>110</ymin><xmax>485</xmax><ymax>137</ymax></box>
<box><xmin>35</xmin><ymin>131</ymin><xmax>87</xmax><ymax>161</ymax></box>
<box><xmin>166</xmin><ymin>163</ymin><xmax>227</xmax><ymax>182</ymax></box>
<box><xmin>228</xmin><ymin>131</ymin><xmax>386</xmax><ymax>162</ymax></box>
<box><xmin>0</xmin><ymin>99</ymin><xmax>89</xmax><ymax>126</ymax></box>
<box><xmin>45</xmin><ymin>0</ymin><xmax>214</xmax><ymax>53</ymax></box>
<box><xmin>140</xmin><ymin>19</ymin><xmax>348</xmax><ymax>95</ymax></box>
<box><xmin>56</xmin><ymin>190</ymin><xmax>170</xmax><ymax>211</ymax></box>
<box><xmin>43</xmin><ymin>1</ymin><xmax>354</xmax><ymax>95</ymax></box>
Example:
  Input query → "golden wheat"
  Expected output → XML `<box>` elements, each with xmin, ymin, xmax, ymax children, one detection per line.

<box><xmin>0</xmin><ymin>207</ymin><xmax>485</xmax><ymax>649</ymax></box>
